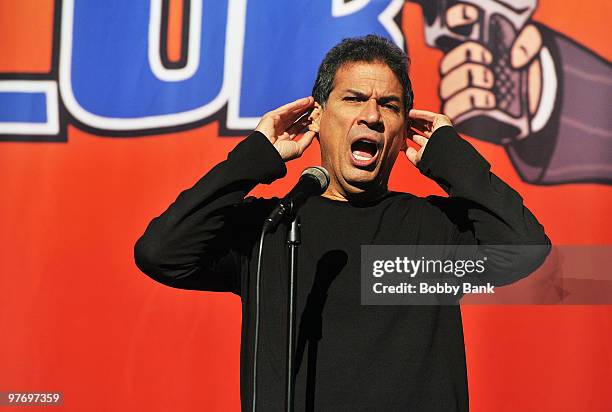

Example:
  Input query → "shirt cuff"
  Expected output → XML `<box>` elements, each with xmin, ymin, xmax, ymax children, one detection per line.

<box><xmin>228</xmin><ymin>131</ymin><xmax>287</xmax><ymax>184</ymax></box>
<box><xmin>417</xmin><ymin>125</ymin><xmax>490</xmax><ymax>194</ymax></box>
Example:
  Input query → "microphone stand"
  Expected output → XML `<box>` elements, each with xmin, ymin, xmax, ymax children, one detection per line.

<box><xmin>254</xmin><ymin>166</ymin><xmax>328</xmax><ymax>411</ymax></box>
<box><xmin>285</xmin><ymin>215</ymin><xmax>300</xmax><ymax>412</ymax></box>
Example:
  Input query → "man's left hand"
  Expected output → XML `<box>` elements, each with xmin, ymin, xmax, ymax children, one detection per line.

<box><xmin>405</xmin><ymin>109</ymin><xmax>453</xmax><ymax>166</ymax></box>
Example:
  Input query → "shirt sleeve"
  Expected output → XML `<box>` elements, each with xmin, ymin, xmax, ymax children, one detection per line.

<box><xmin>134</xmin><ymin>131</ymin><xmax>286</xmax><ymax>295</ymax></box>
<box><xmin>418</xmin><ymin>125</ymin><xmax>551</xmax><ymax>286</ymax></box>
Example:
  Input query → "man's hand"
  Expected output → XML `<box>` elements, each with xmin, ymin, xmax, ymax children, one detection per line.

<box><xmin>405</xmin><ymin>109</ymin><xmax>453</xmax><ymax>166</ymax></box>
<box><xmin>255</xmin><ymin>96</ymin><xmax>316</xmax><ymax>161</ymax></box>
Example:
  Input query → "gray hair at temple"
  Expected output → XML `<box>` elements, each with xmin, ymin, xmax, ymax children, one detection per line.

<box><xmin>311</xmin><ymin>34</ymin><xmax>414</xmax><ymax>114</ymax></box>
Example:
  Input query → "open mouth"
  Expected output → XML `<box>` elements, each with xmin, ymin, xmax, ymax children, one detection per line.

<box><xmin>350</xmin><ymin>139</ymin><xmax>379</xmax><ymax>167</ymax></box>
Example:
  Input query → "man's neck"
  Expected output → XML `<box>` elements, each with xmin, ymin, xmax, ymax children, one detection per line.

<box><xmin>322</xmin><ymin>184</ymin><xmax>389</xmax><ymax>204</ymax></box>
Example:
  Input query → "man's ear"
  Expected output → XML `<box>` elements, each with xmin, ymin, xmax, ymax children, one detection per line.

<box><xmin>308</xmin><ymin>102</ymin><xmax>323</xmax><ymax>134</ymax></box>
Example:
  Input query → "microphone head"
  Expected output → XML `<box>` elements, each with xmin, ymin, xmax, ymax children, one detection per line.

<box><xmin>301</xmin><ymin>166</ymin><xmax>330</xmax><ymax>194</ymax></box>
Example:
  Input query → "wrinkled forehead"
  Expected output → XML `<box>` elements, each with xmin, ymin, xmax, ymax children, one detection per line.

<box><xmin>331</xmin><ymin>61</ymin><xmax>404</xmax><ymax>100</ymax></box>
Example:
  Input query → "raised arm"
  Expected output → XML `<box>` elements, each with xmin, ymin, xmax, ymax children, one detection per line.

<box><xmin>134</xmin><ymin>132</ymin><xmax>286</xmax><ymax>293</ymax></box>
<box><xmin>134</xmin><ymin>97</ymin><xmax>317</xmax><ymax>293</ymax></box>
<box><xmin>407</xmin><ymin>110</ymin><xmax>551</xmax><ymax>285</ymax></box>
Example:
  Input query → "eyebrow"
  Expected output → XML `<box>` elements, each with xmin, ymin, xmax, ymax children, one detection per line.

<box><xmin>344</xmin><ymin>89</ymin><xmax>402</xmax><ymax>105</ymax></box>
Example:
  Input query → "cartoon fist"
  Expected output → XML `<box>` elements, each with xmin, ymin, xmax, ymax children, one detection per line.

<box><xmin>412</xmin><ymin>0</ymin><xmax>545</xmax><ymax>143</ymax></box>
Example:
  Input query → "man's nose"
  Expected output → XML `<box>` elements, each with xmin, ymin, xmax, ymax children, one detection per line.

<box><xmin>357</xmin><ymin>99</ymin><xmax>384</xmax><ymax>132</ymax></box>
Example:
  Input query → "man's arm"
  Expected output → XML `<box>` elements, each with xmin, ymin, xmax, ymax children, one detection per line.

<box><xmin>407</xmin><ymin>111</ymin><xmax>551</xmax><ymax>285</ymax></box>
<box><xmin>133</xmin><ymin>132</ymin><xmax>286</xmax><ymax>293</ymax></box>
<box><xmin>134</xmin><ymin>96</ymin><xmax>316</xmax><ymax>293</ymax></box>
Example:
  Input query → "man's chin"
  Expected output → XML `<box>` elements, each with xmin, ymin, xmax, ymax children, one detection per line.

<box><xmin>343</xmin><ymin>171</ymin><xmax>380</xmax><ymax>192</ymax></box>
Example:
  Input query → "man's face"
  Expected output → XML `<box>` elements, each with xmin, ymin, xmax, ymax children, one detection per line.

<box><xmin>313</xmin><ymin>61</ymin><xmax>408</xmax><ymax>199</ymax></box>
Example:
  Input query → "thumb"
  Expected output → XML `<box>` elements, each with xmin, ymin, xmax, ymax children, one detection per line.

<box><xmin>405</xmin><ymin>146</ymin><xmax>419</xmax><ymax>166</ymax></box>
<box><xmin>511</xmin><ymin>24</ymin><xmax>542</xmax><ymax>69</ymax></box>
<box><xmin>295</xmin><ymin>130</ymin><xmax>316</xmax><ymax>157</ymax></box>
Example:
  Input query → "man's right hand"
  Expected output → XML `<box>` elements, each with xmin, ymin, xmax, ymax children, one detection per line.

<box><xmin>255</xmin><ymin>96</ymin><xmax>316</xmax><ymax>161</ymax></box>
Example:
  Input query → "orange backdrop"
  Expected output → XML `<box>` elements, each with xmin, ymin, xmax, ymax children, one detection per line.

<box><xmin>0</xmin><ymin>1</ymin><xmax>611</xmax><ymax>411</ymax></box>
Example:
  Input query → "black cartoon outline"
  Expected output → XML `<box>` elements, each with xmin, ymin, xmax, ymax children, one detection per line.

<box><xmin>409</xmin><ymin>0</ymin><xmax>612</xmax><ymax>185</ymax></box>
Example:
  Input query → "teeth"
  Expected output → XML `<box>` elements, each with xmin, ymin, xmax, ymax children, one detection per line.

<box><xmin>353</xmin><ymin>153</ymin><xmax>371</xmax><ymax>161</ymax></box>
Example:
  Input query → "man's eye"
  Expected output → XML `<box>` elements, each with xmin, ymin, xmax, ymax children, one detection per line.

<box><xmin>343</xmin><ymin>96</ymin><xmax>363</xmax><ymax>102</ymax></box>
<box><xmin>384</xmin><ymin>104</ymin><xmax>400</xmax><ymax>112</ymax></box>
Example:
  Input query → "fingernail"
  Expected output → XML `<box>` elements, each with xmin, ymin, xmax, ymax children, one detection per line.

<box><xmin>463</xmin><ymin>5</ymin><xmax>478</xmax><ymax>21</ymax></box>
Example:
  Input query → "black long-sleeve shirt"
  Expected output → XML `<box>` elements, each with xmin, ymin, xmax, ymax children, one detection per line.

<box><xmin>134</xmin><ymin>126</ymin><xmax>550</xmax><ymax>411</ymax></box>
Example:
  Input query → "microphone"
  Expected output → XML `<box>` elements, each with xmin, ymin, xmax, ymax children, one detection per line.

<box><xmin>263</xmin><ymin>166</ymin><xmax>330</xmax><ymax>231</ymax></box>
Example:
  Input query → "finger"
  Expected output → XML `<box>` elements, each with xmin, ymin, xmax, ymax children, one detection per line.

<box><xmin>285</xmin><ymin>110</ymin><xmax>313</xmax><ymax>135</ymax></box>
<box><xmin>276</xmin><ymin>101</ymin><xmax>314</xmax><ymax>124</ymax></box>
<box><xmin>410</xmin><ymin>122</ymin><xmax>433</xmax><ymax>139</ymax></box>
<box><xmin>409</xmin><ymin>116</ymin><xmax>434</xmax><ymax>137</ymax></box>
<box><xmin>411</xmin><ymin>134</ymin><xmax>428</xmax><ymax>147</ymax></box>
<box><xmin>439</xmin><ymin>63</ymin><xmax>494</xmax><ymax>100</ymax></box>
<box><xmin>295</xmin><ymin>130</ymin><xmax>316</xmax><ymax>156</ymax></box>
<box><xmin>409</xmin><ymin>109</ymin><xmax>438</xmax><ymax>123</ymax></box>
<box><xmin>410</xmin><ymin>118</ymin><xmax>429</xmax><ymax>128</ymax></box>
<box><xmin>276</xmin><ymin>105</ymin><xmax>314</xmax><ymax>132</ymax></box>
<box><xmin>511</xmin><ymin>24</ymin><xmax>542</xmax><ymax>68</ymax></box>
<box><xmin>440</xmin><ymin>42</ymin><xmax>493</xmax><ymax>75</ymax></box>
<box><xmin>442</xmin><ymin>88</ymin><xmax>496</xmax><ymax>120</ymax></box>
<box><xmin>405</xmin><ymin>146</ymin><xmax>419</xmax><ymax>166</ymax></box>
<box><xmin>269</xmin><ymin>96</ymin><xmax>313</xmax><ymax>115</ymax></box>
<box><xmin>445</xmin><ymin>3</ymin><xmax>479</xmax><ymax>28</ymax></box>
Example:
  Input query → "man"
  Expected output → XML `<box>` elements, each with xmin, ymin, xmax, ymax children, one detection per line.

<box><xmin>134</xmin><ymin>35</ymin><xmax>549</xmax><ymax>411</ymax></box>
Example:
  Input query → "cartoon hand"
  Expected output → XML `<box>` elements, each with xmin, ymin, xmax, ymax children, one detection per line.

<box><xmin>255</xmin><ymin>96</ymin><xmax>317</xmax><ymax>161</ymax></box>
<box><xmin>438</xmin><ymin>3</ymin><xmax>543</xmax><ymax>141</ymax></box>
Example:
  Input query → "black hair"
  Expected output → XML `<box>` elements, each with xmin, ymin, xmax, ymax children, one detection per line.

<box><xmin>312</xmin><ymin>34</ymin><xmax>414</xmax><ymax>113</ymax></box>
